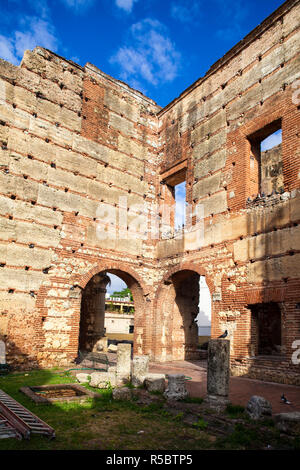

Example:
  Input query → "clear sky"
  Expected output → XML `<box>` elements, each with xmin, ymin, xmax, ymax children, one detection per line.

<box><xmin>0</xmin><ymin>0</ymin><xmax>285</xmax><ymax>107</ymax></box>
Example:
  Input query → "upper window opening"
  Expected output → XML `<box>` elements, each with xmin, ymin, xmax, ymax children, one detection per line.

<box><xmin>248</xmin><ymin>119</ymin><xmax>283</xmax><ymax>197</ymax></box>
<box><xmin>175</xmin><ymin>181</ymin><xmax>186</xmax><ymax>230</ymax></box>
<box><xmin>161</xmin><ymin>166</ymin><xmax>187</xmax><ymax>237</ymax></box>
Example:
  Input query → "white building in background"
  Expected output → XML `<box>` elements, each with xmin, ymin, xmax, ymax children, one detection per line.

<box><xmin>196</xmin><ymin>276</ymin><xmax>211</xmax><ymax>337</ymax></box>
<box><xmin>104</xmin><ymin>312</ymin><xmax>134</xmax><ymax>334</ymax></box>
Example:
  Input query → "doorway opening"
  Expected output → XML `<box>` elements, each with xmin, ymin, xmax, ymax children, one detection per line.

<box><xmin>78</xmin><ymin>270</ymin><xmax>138</xmax><ymax>355</ymax></box>
<box><xmin>195</xmin><ymin>276</ymin><xmax>211</xmax><ymax>349</ymax></box>
<box><xmin>157</xmin><ymin>270</ymin><xmax>208</xmax><ymax>361</ymax></box>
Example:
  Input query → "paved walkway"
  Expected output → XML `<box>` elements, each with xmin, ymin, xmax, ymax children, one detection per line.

<box><xmin>149</xmin><ymin>360</ymin><xmax>300</xmax><ymax>415</ymax></box>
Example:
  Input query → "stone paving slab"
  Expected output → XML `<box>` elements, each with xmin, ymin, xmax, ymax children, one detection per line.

<box><xmin>149</xmin><ymin>360</ymin><xmax>300</xmax><ymax>415</ymax></box>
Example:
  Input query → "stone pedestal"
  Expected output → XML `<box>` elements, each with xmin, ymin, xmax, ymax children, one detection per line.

<box><xmin>144</xmin><ymin>373</ymin><xmax>166</xmax><ymax>393</ymax></box>
<box><xmin>204</xmin><ymin>394</ymin><xmax>230</xmax><ymax>413</ymax></box>
<box><xmin>132</xmin><ymin>355</ymin><xmax>149</xmax><ymax>387</ymax></box>
<box><xmin>116</xmin><ymin>343</ymin><xmax>132</xmax><ymax>385</ymax></box>
<box><xmin>205</xmin><ymin>339</ymin><xmax>230</xmax><ymax>411</ymax></box>
<box><xmin>89</xmin><ymin>371</ymin><xmax>116</xmax><ymax>388</ymax></box>
<box><xmin>164</xmin><ymin>374</ymin><xmax>188</xmax><ymax>400</ymax></box>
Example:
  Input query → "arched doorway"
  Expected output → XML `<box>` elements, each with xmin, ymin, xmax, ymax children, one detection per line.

<box><xmin>78</xmin><ymin>268</ymin><xmax>144</xmax><ymax>355</ymax></box>
<box><xmin>154</xmin><ymin>270</ymin><xmax>200</xmax><ymax>362</ymax></box>
<box><xmin>153</xmin><ymin>267</ymin><xmax>213</xmax><ymax>362</ymax></box>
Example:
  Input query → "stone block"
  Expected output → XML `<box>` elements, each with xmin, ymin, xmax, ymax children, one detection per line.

<box><xmin>204</xmin><ymin>395</ymin><xmax>230</xmax><ymax>413</ymax></box>
<box><xmin>191</xmin><ymin>110</ymin><xmax>226</xmax><ymax>144</ymax></box>
<box><xmin>199</xmin><ymin>191</ymin><xmax>227</xmax><ymax>217</ymax></box>
<box><xmin>76</xmin><ymin>373</ymin><xmax>90</xmax><ymax>384</ymax></box>
<box><xmin>89</xmin><ymin>372</ymin><xmax>112</xmax><ymax>388</ymax></box>
<box><xmin>109</xmin><ymin>113</ymin><xmax>134</xmax><ymax>137</ymax></box>
<box><xmin>108</xmin><ymin>344</ymin><xmax>118</xmax><ymax>353</ymax></box>
<box><xmin>116</xmin><ymin>343</ymin><xmax>132</xmax><ymax>385</ymax></box>
<box><xmin>112</xmin><ymin>387</ymin><xmax>132</xmax><ymax>401</ymax></box>
<box><xmin>193</xmin><ymin>130</ymin><xmax>226</xmax><ymax>160</ymax></box>
<box><xmin>193</xmin><ymin>172</ymin><xmax>221</xmax><ymax>199</ymax></box>
<box><xmin>95</xmin><ymin>337</ymin><xmax>108</xmax><ymax>352</ymax></box>
<box><xmin>246</xmin><ymin>396</ymin><xmax>272</xmax><ymax>420</ymax></box>
<box><xmin>274</xmin><ymin>412</ymin><xmax>300</xmax><ymax>436</ymax></box>
<box><xmin>0</xmin><ymin>340</ymin><xmax>6</xmax><ymax>365</ymax></box>
<box><xmin>144</xmin><ymin>373</ymin><xmax>165</xmax><ymax>393</ymax></box>
<box><xmin>164</xmin><ymin>374</ymin><xmax>187</xmax><ymax>400</ymax></box>
<box><xmin>132</xmin><ymin>355</ymin><xmax>149</xmax><ymax>387</ymax></box>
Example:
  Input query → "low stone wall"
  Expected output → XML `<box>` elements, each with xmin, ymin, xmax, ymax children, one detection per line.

<box><xmin>231</xmin><ymin>357</ymin><xmax>300</xmax><ymax>386</ymax></box>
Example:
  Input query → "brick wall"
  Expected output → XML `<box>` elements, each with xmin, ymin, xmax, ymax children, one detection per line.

<box><xmin>0</xmin><ymin>0</ymin><xmax>299</xmax><ymax>384</ymax></box>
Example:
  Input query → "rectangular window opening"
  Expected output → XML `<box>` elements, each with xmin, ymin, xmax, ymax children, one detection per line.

<box><xmin>175</xmin><ymin>181</ymin><xmax>186</xmax><ymax>230</ymax></box>
<box><xmin>248</xmin><ymin>119</ymin><xmax>283</xmax><ymax>197</ymax></box>
<box><xmin>250</xmin><ymin>302</ymin><xmax>283</xmax><ymax>357</ymax></box>
<box><xmin>160</xmin><ymin>167</ymin><xmax>187</xmax><ymax>237</ymax></box>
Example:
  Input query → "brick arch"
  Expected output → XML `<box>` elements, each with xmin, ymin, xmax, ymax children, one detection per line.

<box><xmin>69</xmin><ymin>261</ymin><xmax>147</xmax><ymax>360</ymax></box>
<box><xmin>72</xmin><ymin>260</ymin><xmax>147</xmax><ymax>294</ymax></box>
<box><xmin>154</xmin><ymin>262</ymin><xmax>215</xmax><ymax>301</ymax></box>
<box><xmin>152</xmin><ymin>262</ymin><xmax>214</xmax><ymax>362</ymax></box>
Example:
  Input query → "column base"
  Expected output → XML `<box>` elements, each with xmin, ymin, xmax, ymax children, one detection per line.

<box><xmin>204</xmin><ymin>394</ymin><xmax>230</xmax><ymax>413</ymax></box>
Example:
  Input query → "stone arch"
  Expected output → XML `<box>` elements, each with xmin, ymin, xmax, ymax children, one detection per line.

<box><xmin>153</xmin><ymin>263</ymin><xmax>214</xmax><ymax>362</ymax></box>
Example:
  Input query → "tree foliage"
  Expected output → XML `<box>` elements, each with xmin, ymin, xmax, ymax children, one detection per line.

<box><xmin>111</xmin><ymin>287</ymin><xmax>133</xmax><ymax>301</ymax></box>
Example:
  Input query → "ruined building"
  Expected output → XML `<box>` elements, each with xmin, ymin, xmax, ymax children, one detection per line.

<box><xmin>0</xmin><ymin>0</ymin><xmax>299</xmax><ymax>384</ymax></box>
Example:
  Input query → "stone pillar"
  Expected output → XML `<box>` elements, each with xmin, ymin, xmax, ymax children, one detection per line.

<box><xmin>0</xmin><ymin>340</ymin><xmax>5</xmax><ymax>365</ymax></box>
<box><xmin>132</xmin><ymin>355</ymin><xmax>149</xmax><ymax>387</ymax></box>
<box><xmin>116</xmin><ymin>343</ymin><xmax>132</xmax><ymax>385</ymax></box>
<box><xmin>205</xmin><ymin>339</ymin><xmax>230</xmax><ymax>411</ymax></box>
<box><xmin>164</xmin><ymin>374</ymin><xmax>188</xmax><ymax>400</ymax></box>
<box><xmin>92</xmin><ymin>274</ymin><xmax>110</xmax><ymax>352</ymax></box>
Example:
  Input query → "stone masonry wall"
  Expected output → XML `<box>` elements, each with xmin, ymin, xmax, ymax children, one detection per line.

<box><xmin>0</xmin><ymin>47</ymin><xmax>161</xmax><ymax>368</ymax></box>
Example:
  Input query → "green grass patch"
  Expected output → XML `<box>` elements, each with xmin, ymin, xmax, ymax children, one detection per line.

<box><xmin>192</xmin><ymin>417</ymin><xmax>208</xmax><ymax>430</ymax></box>
<box><xmin>225</xmin><ymin>404</ymin><xmax>246</xmax><ymax>419</ymax></box>
<box><xmin>0</xmin><ymin>368</ymin><xmax>216</xmax><ymax>450</ymax></box>
<box><xmin>181</xmin><ymin>396</ymin><xmax>204</xmax><ymax>405</ymax></box>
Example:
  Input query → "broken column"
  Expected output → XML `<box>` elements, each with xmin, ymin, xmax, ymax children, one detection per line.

<box><xmin>0</xmin><ymin>340</ymin><xmax>9</xmax><ymax>375</ymax></box>
<box><xmin>164</xmin><ymin>374</ymin><xmax>188</xmax><ymax>400</ymax></box>
<box><xmin>116</xmin><ymin>343</ymin><xmax>132</xmax><ymax>385</ymax></box>
<box><xmin>0</xmin><ymin>340</ymin><xmax>5</xmax><ymax>365</ymax></box>
<box><xmin>205</xmin><ymin>339</ymin><xmax>230</xmax><ymax>411</ymax></box>
<box><xmin>132</xmin><ymin>355</ymin><xmax>149</xmax><ymax>387</ymax></box>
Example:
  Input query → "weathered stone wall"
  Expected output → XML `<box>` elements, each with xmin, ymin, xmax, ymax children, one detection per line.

<box><xmin>0</xmin><ymin>0</ymin><xmax>299</xmax><ymax>384</ymax></box>
<box><xmin>0</xmin><ymin>47</ymin><xmax>160</xmax><ymax>368</ymax></box>
<box><xmin>154</xmin><ymin>0</ymin><xmax>300</xmax><ymax>384</ymax></box>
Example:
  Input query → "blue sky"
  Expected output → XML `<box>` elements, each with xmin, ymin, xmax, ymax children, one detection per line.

<box><xmin>0</xmin><ymin>0</ymin><xmax>285</xmax><ymax>107</ymax></box>
<box><xmin>106</xmin><ymin>274</ymin><xmax>126</xmax><ymax>295</ymax></box>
